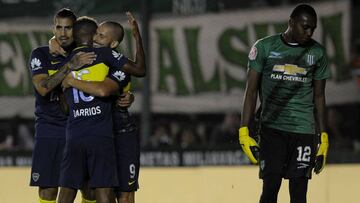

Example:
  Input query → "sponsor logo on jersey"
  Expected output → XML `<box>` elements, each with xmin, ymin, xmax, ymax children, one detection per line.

<box><xmin>112</xmin><ymin>50</ymin><xmax>124</xmax><ymax>60</ymax></box>
<box><xmin>271</xmin><ymin>64</ymin><xmax>308</xmax><ymax>82</ymax></box>
<box><xmin>51</xmin><ymin>61</ymin><xmax>60</xmax><ymax>65</ymax></box>
<box><xmin>32</xmin><ymin>173</ymin><xmax>40</xmax><ymax>182</ymax></box>
<box><xmin>273</xmin><ymin>64</ymin><xmax>307</xmax><ymax>76</ymax></box>
<box><xmin>248</xmin><ymin>46</ymin><xmax>257</xmax><ymax>60</ymax></box>
<box><xmin>112</xmin><ymin>70</ymin><xmax>126</xmax><ymax>81</ymax></box>
<box><xmin>30</xmin><ymin>58</ymin><xmax>42</xmax><ymax>71</ymax></box>
<box><xmin>268</xmin><ymin>51</ymin><xmax>282</xmax><ymax>59</ymax></box>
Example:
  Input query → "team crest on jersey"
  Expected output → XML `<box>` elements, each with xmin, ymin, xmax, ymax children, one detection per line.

<box><xmin>112</xmin><ymin>70</ymin><xmax>126</xmax><ymax>81</ymax></box>
<box><xmin>32</xmin><ymin>172</ymin><xmax>40</xmax><ymax>182</ymax></box>
<box><xmin>30</xmin><ymin>58</ymin><xmax>42</xmax><ymax>70</ymax></box>
<box><xmin>306</xmin><ymin>54</ymin><xmax>315</xmax><ymax>66</ymax></box>
<box><xmin>112</xmin><ymin>50</ymin><xmax>124</xmax><ymax>60</ymax></box>
<box><xmin>248</xmin><ymin>46</ymin><xmax>257</xmax><ymax>60</ymax></box>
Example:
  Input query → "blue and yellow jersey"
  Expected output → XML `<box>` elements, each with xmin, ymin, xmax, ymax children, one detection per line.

<box><xmin>65</xmin><ymin>46</ymin><xmax>128</xmax><ymax>139</ymax></box>
<box><xmin>29</xmin><ymin>46</ymin><xmax>68</xmax><ymax>139</ymax></box>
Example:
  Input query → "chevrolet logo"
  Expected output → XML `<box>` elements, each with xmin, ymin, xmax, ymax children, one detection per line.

<box><xmin>273</xmin><ymin>64</ymin><xmax>307</xmax><ymax>76</ymax></box>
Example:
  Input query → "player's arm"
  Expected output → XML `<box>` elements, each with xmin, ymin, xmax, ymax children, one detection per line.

<box><xmin>314</xmin><ymin>79</ymin><xmax>329</xmax><ymax>174</ymax></box>
<box><xmin>31</xmin><ymin>74</ymin><xmax>51</xmax><ymax>96</ymax></box>
<box><xmin>121</xmin><ymin>12</ymin><xmax>146</xmax><ymax>77</ymax></box>
<box><xmin>36</xmin><ymin>64</ymin><xmax>72</xmax><ymax>96</ymax></box>
<box><xmin>117</xmin><ymin>91</ymin><xmax>134</xmax><ymax>108</ymax></box>
<box><xmin>239</xmin><ymin>68</ymin><xmax>260</xmax><ymax>164</ymax></box>
<box><xmin>313</xmin><ymin>49</ymin><xmax>331</xmax><ymax>174</ymax></box>
<box><xmin>62</xmin><ymin>75</ymin><xmax>134</xmax><ymax>108</ymax></box>
<box><xmin>34</xmin><ymin>52</ymin><xmax>96</xmax><ymax>96</ymax></box>
<box><xmin>49</xmin><ymin>36</ymin><xmax>67</xmax><ymax>57</ymax></box>
<box><xmin>241</xmin><ymin>69</ymin><xmax>260</xmax><ymax>128</ymax></box>
<box><xmin>314</xmin><ymin>79</ymin><xmax>327</xmax><ymax>132</ymax></box>
<box><xmin>62</xmin><ymin>74</ymin><xmax>119</xmax><ymax>97</ymax></box>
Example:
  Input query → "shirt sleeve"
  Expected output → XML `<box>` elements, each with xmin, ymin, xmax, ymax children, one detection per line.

<box><xmin>107</xmin><ymin>67</ymin><xmax>131</xmax><ymax>91</ymax></box>
<box><xmin>29</xmin><ymin>48</ymin><xmax>49</xmax><ymax>76</ymax></box>
<box><xmin>102</xmin><ymin>48</ymin><xmax>128</xmax><ymax>70</ymax></box>
<box><xmin>314</xmin><ymin>48</ymin><xmax>331</xmax><ymax>80</ymax></box>
<box><xmin>247</xmin><ymin>40</ymin><xmax>266</xmax><ymax>73</ymax></box>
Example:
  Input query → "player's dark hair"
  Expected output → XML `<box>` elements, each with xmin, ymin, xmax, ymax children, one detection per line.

<box><xmin>54</xmin><ymin>8</ymin><xmax>77</xmax><ymax>23</ymax></box>
<box><xmin>290</xmin><ymin>4</ymin><xmax>317</xmax><ymax>21</ymax></box>
<box><xmin>102</xmin><ymin>21</ymin><xmax>125</xmax><ymax>43</ymax></box>
<box><xmin>73</xmin><ymin>16</ymin><xmax>98</xmax><ymax>45</ymax></box>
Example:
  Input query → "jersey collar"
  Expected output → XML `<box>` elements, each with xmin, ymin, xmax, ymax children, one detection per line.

<box><xmin>73</xmin><ymin>45</ymin><xmax>90</xmax><ymax>51</ymax></box>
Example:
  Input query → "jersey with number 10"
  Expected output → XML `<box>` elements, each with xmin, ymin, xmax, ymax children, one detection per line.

<box><xmin>248</xmin><ymin>34</ymin><xmax>331</xmax><ymax>134</ymax></box>
<box><xmin>65</xmin><ymin>46</ymin><xmax>128</xmax><ymax>139</ymax></box>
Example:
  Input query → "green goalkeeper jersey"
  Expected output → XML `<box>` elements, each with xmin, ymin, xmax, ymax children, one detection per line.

<box><xmin>248</xmin><ymin>34</ymin><xmax>331</xmax><ymax>134</ymax></box>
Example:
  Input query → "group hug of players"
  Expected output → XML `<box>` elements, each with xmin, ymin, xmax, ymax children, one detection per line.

<box><xmin>29</xmin><ymin>8</ymin><xmax>145</xmax><ymax>203</ymax></box>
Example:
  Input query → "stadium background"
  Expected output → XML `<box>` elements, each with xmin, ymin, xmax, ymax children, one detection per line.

<box><xmin>0</xmin><ymin>0</ymin><xmax>360</xmax><ymax>202</ymax></box>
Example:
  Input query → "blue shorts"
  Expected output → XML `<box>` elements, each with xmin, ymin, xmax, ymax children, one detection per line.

<box><xmin>59</xmin><ymin>136</ymin><xmax>118</xmax><ymax>189</ymax></box>
<box><xmin>30</xmin><ymin>138</ymin><xmax>65</xmax><ymax>187</ymax></box>
<box><xmin>114</xmin><ymin>126</ymin><xmax>140</xmax><ymax>192</ymax></box>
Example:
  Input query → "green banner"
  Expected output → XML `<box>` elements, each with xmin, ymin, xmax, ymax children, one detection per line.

<box><xmin>0</xmin><ymin>0</ymin><xmax>224</xmax><ymax>19</ymax></box>
<box><xmin>0</xmin><ymin>0</ymin><xmax>358</xmax><ymax>116</ymax></box>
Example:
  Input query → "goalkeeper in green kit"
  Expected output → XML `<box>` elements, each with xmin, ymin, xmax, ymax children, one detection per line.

<box><xmin>239</xmin><ymin>4</ymin><xmax>330</xmax><ymax>203</ymax></box>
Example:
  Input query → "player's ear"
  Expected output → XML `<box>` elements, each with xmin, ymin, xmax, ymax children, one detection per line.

<box><xmin>110</xmin><ymin>40</ymin><xmax>119</xmax><ymax>49</ymax></box>
<box><xmin>289</xmin><ymin>18</ymin><xmax>295</xmax><ymax>27</ymax></box>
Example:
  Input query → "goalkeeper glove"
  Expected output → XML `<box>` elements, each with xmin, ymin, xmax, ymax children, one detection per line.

<box><xmin>314</xmin><ymin>132</ymin><xmax>329</xmax><ymax>174</ymax></box>
<box><xmin>239</xmin><ymin>126</ymin><xmax>259</xmax><ymax>164</ymax></box>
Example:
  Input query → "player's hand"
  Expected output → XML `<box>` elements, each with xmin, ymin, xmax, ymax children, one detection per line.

<box><xmin>69</xmin><ymin>52</ymin><xmax>97</xmax><ymax>70</ymax></box>
<box><xmin>61</xmin><ymin>72</ymin><xmax>75</xmax><ymax>90</ymax></box>
<box><xmin>49</xmin><ymin>36</ymin><xmax>67</xmax><ymax>57</ymax></box>
<box><xmin>314</xmin><ymin>132</ymin><xmax>329</xmax><ymax>174</ymax></box>
<box><xmin>239</xmin><ymin>126</ymin><xmax>259</xmax><ymax>164</ymax></box>
<box><xmin>126</xmin><ymin>11</ymin><xmax>140</xmax><ymax>38</ymax></box>
<box><xmin>117</xmin><ymin>92</ymin><xmax>134</xmax><ymax>108</ymax></box>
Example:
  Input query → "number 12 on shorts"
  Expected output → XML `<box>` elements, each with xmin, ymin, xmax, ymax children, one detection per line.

<box><xmin>296</xmin><ymin>146</ymin><xmax>311</xmax><ymax>162</ymax></box>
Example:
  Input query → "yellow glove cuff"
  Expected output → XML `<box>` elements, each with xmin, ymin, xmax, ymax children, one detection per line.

<box><xmin>320</xmin><ymin>132</ymin><xmax>329</xmax><ymax>144</ymax></box>
<box><xmin>239</xmin><ymin>126</ymin><xmax>249</xmax><ymax>137</ymax></box>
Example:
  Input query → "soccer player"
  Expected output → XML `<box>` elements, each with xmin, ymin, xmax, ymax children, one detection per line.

<box><xmin>239</xmin><ymin>4</ymin><xmax>330</xmax><ymax>203</ymax></box>
<box><xmin>57</xmin><ymin>16</ymin><xmax>144</xmax><ymax>203</ymax></box>
<box><xmin>93</xmin><ymin>14</ymin><xmax>141</xmax><ymax>203</ymax></box>
<box><xmin>61</xmin><ymin>12</ymin><xmax>144</xmax><ymax>203</ymax></box>
<box><xmin>29</xmin><ymin>8</ymin><xmax>97</xmax><ymax>203</ymax></box>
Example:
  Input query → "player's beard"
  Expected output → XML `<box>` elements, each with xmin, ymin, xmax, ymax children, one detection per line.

<box><xmin>62</xmin><ymin>42</ymin><xmax>76</xmax><ymax>53</ymax></box>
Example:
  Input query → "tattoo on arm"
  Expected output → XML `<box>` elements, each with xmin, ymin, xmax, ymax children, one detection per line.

<box><xmin>41</xmin><ymin>63</ymin><xmax>71</xmax><ymax>90</ymax></box>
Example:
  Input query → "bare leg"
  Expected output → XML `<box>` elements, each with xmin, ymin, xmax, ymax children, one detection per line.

<box><xmin>58</xmin><ymin>187</ymin><xmax>77</xmax><ymax>203</ymax></box>
<box><xmin>80</xmin><ymin>182</ymin><xmax>96</xmax><ymax>202</ymax></box>
<box><xmin>96</xmin><ymin>188</ymin><xmax>116</xmax><ymax>203</ymax></box>
<box><xmin>116</xmin><ymin>192</ymin><xmax>135</xmax><ymax>203</ymax></box>
<box><xmin>39</xmin><ymin>187</ymin><xmax>58</xmax><ymax>201</ymax></box>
